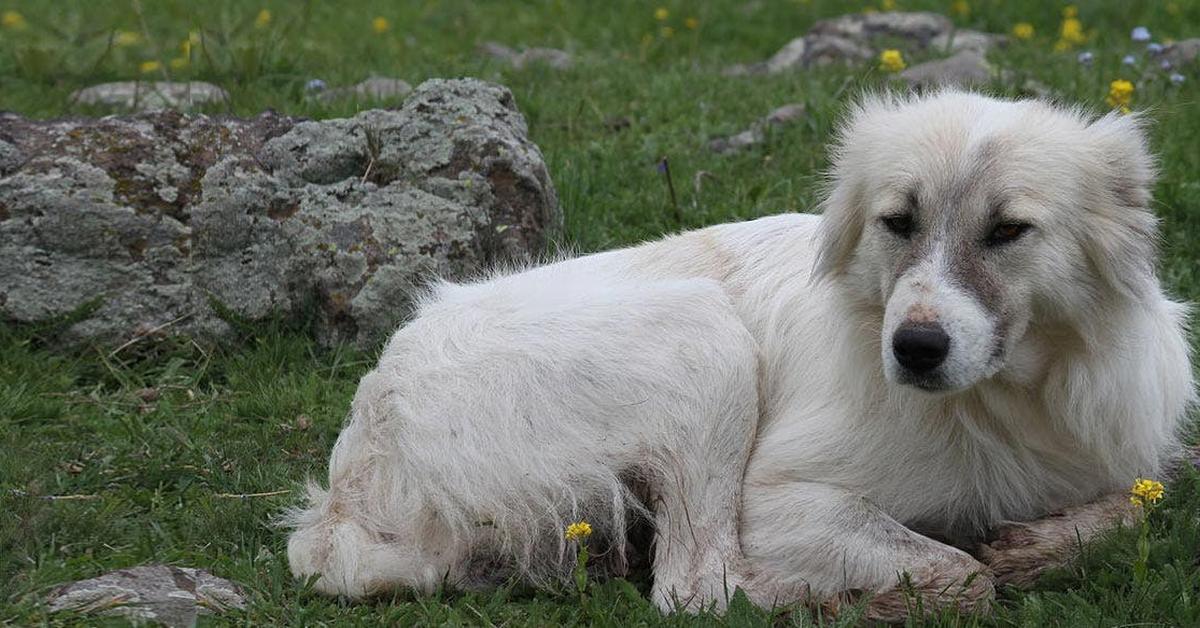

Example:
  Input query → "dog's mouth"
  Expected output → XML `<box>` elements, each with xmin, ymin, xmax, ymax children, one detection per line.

<box><xmin>895</xmin><ymin>370</ymin><xmax>954</xmax><ymax>393</ymax></box>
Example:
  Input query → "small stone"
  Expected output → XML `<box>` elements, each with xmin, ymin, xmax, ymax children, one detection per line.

<box><xmin>317</xmin><ymin>77</ymin><xmax>413</xmax><ymax>103</ymax></box>
<box><xmin>46</xmin><ymin>565</ymin><xmax>246</xmax><ymax>628</ymax></box>
<box><xmin>763</xmin><ymin>37</ymin><xmax>808</xmax><ymax>74</ymax></box>
<box><xmin>802</xmin><ymin>34</ymin><xmax>874</xmax><ymax>67</ymax></box>
<box><xmin>513</xmin><ymin>47</ymin><xmax>573</xmax><ymax>70</ymax></box>
<box><xmin>479</xmin><ymin>42</ymin><xmax>572</xmax><ymax>70</ymax></box>
<box><xmin>71</xmin><ymin>81</ymin><xmax>229</xmax><ymax>112</ymax></box>
<box><xmin>1161</xmin><ymin>38</ymin><xmax>1200</xmax><ymax>67</ymax></box>
<box><xmin>709</xmin><ymin>103</ymin><xmax>806</xmax><ymax>154</ymax></box>
<box><xmin>136</xmin><ymin>387</ymin><xmax>160</xmax><ymax>402</ymax></box>
<box><xmin>930</xmin><ymin>29</ymin><xmax>1007</xmax><ymax>55</ymax></box>
<box><xmin>899</xmin><ymin>50</ymin><xmax>992</xmax><ymax>89</ymax></box>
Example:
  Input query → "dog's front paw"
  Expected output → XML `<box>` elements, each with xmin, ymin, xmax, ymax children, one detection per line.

<box><xmin>975</xmin><ymin>493</ymin><xmax>1138</xmax><ymax>588</ymax></box>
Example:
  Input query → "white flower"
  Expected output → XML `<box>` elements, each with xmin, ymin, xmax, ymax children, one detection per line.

<box><xmin>1077</xmin><ymin>51</ymin><xmax>1094</xmax><ymax>65</ymax></box>
<box><xmin>1147</xmin><ymin>42</ymin><xmax>1164</xmax><ymax>55</ymax></box>
<box><xmin>1169</xmin><ymin>72</ymin><xmax>1185</xmax><ymax>85</ymax></box>
<box><xmin>1131</xmin><ymin>26</ymin><xmax>1150</xmax><ymax>42</ymax></box>
<box><xmin>1122</xmin><ymin>54</ymin><xmax>1137</xmax><ymax>66</ymax></box>
<box><xmin>1160</xmin><ymin>59</ymin><xmax>1173</xmax><ymax>71</ymax></box>
<box><xmin>305</xmin><ymin>78</ymin><xmax>327</xmax><ymax>92</ymax></box>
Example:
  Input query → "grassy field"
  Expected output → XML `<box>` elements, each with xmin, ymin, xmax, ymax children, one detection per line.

<box><xmin>2</xmin><ymin>0</ymin><xmax>1199</xmax><ymax>625</ymax></box>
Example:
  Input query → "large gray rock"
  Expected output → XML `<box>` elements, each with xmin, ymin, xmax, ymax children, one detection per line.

<box><xmin>0</xmin><ymin>78</ymin><xmax>561</xmax><ymax>348</ymax></box>
<box><xmin>71</xmin><ymin>81</ymin><xmax>230</xmax><ymax>112</ymax></box>
<box><xmin>46</xmin><ymin>565</ymin><xmax>245</xmax><ymax>627</ymax></box>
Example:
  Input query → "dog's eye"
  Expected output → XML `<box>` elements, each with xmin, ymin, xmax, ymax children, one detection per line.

<box><xmin>881</xmin><ymin>214</ymin><xmax>914</xmax><ymax>238</ymax></box>
<box><xmin>986</xmin><ymin>222</ymin><xmax>1032</xmax><ymax>246</ymax></box>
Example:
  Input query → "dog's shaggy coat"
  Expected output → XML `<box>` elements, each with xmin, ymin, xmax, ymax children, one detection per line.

<box><xmin>288</xmin><ymin>90</ymin><xmax>1195</xmax><ymax>614</ymax></box>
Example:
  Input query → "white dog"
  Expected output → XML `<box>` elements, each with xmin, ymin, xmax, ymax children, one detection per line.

<box><xmin>287</xmin><ymin>90</ymin><xmax>1195</xmax><ymax>616</ymax></box>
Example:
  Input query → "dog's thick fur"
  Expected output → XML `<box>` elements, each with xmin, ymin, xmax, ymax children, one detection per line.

<box><xmin>287</xmin><ymin>91</ymin><xmax>1195</xmax><ymax>614</ymax></box>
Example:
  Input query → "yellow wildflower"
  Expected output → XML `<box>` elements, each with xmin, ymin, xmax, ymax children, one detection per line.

<box><xmin>654</xmin><ymin>7</ymin><xmax>669</xmax><ymax>21</ymax></box>
<box><xmin>565</xmin><ymin>521</ymin><xmax>593</xmax><ymax>541</ymax></box>
<box><xmin>879</xmin><ymin>49</ymin><xmax>906</xmax><ymax>72</ymax></box>
<box><xmin>371</xmin><ymin>16</ymin><xmax>390</xmax><ymax>34</ymax></box>
<box><xmin>881</xmin><ymin>0</ymin><xmax>896</xmax><ymax>10</ymax></box>
<box><xmin>1060</xmin><ymin>17</ymin><xmax>1086</xmax><ymax>46</ymax></box>
<box><xmin>684</xmin><ymin>16</ymin><xmax>699</xmax><ymax>30</ymax></box>
<box><xmin>1106</xmin><ymin>79</ymin><xmax>1134</xmax><ymax>113</ymax></box>
<box><xmin>169</xmin><ymin>57</ymin><xmax>189</xmax><ymax>70</ymax></box>
<box><xmin>1011</xmin><ymin>22</ymin><xmax>1034</xmax><ymax>40</ymax></box>
<box><xmin>951</xmin><ymin>0</ymin><xmax>970</xmax><ymax>18</ymax></box>
<box><xmin>2</xmin><ymin>10</ymin><xmax>26</xmax><ymax>29</ymax></box>
<box><xmin>188</xmin><ymin>30</ymin><xmax>202</xmax><ymax>44</ymax></box>
<box><xmin>114</xmin><ymin>30</ymin><xmax>141</xmax><ymax>47</ymax></box>
<box><xmin>1062</xmin><ymin>5</ymin><xmax>1078</xmax><ymax>18</ymax></box>
<box><xmin>255</xmin><ymin>9</ymin><xmax>271</xmax><ymax>29</ymax></box>
<box><xmin>139</xmin><ymin>60</ymin><xmax>162</xmax><ymax>74</ymax></box>
<box><xmin>660</xmin><ymin>25</ymin><xmax>674</xmax><ymax>38</ymax></box>
<box><xmin>1130</xmin><ymin>478</ymin><xmax>1164</xmax><ymax>507</ymax></box>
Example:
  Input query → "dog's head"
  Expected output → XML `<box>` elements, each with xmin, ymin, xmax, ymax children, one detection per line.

<box><xmin>815</xmin><ymin>91</ymin><xmax>1158</xmax><ymax>393</ymax></box>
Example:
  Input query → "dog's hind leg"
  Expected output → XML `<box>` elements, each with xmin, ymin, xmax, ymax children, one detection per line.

<box><xmin>740</xmin><ymin>481</ymin><xmax>994</xmax><ymax>621</ymax></box>
<box><xmin>639</xmin><ymin>313</ymin><xmax>762</xmax><ymax>613</ymax></box>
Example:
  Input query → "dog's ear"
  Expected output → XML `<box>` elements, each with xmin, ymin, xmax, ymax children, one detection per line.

<box><xmin>813</xmin><ymin>96</ymin><xmax>887</xmax><ymax>280</ymax></box>
<box><xmin>1082</xmin><ymin>112</ymin><xmax>1159</xmax><ymax>299</ymax></box>
<box><xmin>813</xmin><ymin>178</ymin><xmax>865</xmax><ymax>280</ymax></box>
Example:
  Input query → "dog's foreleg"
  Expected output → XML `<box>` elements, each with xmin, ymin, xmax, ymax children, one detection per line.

<box><xmin>975</xmin><ymin>493</ymin><xmax>1139</xmax><ymax>588</ymax></box>
<box><xmin>741</xmin><ymin>481</ymin><xmax>994</xmax><ymax>620</ymax></box>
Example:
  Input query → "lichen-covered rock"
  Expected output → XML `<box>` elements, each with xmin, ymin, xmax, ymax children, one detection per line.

<box><xmin>46</xmin><ymin>565</ymin><xmax>245</xmax><ymax>628</ymax></box>
<box><xmin>0</xmin><ymin>78</ymin><xmax>561</xmax><ymax>348</ymax></box>
<box><xmin>71</xmin><ymin>81</ymin><xmax>230</xmax><ymax>112</ymax></box>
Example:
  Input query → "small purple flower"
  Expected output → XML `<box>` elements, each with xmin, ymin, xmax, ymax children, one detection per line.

<box><xmin>1147</xmin><ymin>42</ymin><xmax>1164</xmax><ymax>55</ymax></box>
<box><xmin>1131</xmin><ymin>26</ymin><xmax>1151</xmax><ymax>43</ymax></box>
<box><xmin>1122</xmin><ymin>54</ymin><xmax>1137</xmax><ymax>66</ymax></box>
<box><xmin>656</xmin><ymin>159</ymin><xmax>668</xmax><ymax>174</ymax></box>
<box><xmin>1160</xmin><ymin>59</ymin><xmax>1173</xmax><ymax>71</ymax></box>
<box><xmin>1169</xmin><ymin>72</ymin><xmax>1185</xmax><ymax>85</ymax></box>
<box><xmin>305</xmin><ymin>78</ymin><xmax>327</xmax><ymax>92</ymax></box>
<box><xmin>1077</xmin><ymin>51</ymin><xmax>1094</xmax><ymax>65</ymax></box>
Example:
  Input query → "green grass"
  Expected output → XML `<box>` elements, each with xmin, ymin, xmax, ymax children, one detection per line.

<box><xmin>2</xmin><ymin>0</ymin><xmax>1199</xmax><ymax>625</ymax></box>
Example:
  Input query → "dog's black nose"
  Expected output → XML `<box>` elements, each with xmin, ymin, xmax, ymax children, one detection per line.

<box><xmin>892</xmin><ymin>324</ymin><xmax>950</xmax><ymax>373</ymax></box>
